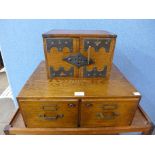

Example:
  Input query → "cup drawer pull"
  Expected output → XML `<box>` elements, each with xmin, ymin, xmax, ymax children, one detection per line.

<box><xmin>96</xmin><ymin>112</ymin><xmax>119</xmax><ymax>120</ymax></box>
<box><xmin>39</xmin><ymin>114</ymin><xmax>64</xmax><ymax>120</ymax></box>
<box><xmin>101</xmin><ymin>104</ymin><xmax>117</xmax><ymax>110</ymax></box>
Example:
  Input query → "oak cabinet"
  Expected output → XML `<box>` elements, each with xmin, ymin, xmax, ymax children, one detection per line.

<box><xmin>42</xmin><ymin>30</ymin><xmax>117</xmax><ymax>79</ymax></box>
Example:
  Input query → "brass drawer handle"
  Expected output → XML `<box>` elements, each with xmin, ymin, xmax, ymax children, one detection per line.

<box><xmin>101</xmin><ymin>104</ymin><xmax>117</xmax><ymax>110</ymax></box>
<box><xmin>42</xmin><ymin>105</ymin><xmax>58</xmax><ymax>111</ymax></box>
<box><xmin>39</xmin><ymin>114</ymin><xmax>64</xmax><ymax>120</ymax></box>
<box><xmin>96</xmin><ymin>112</ymin><xmax>119</xmax><ymax>120</ymax></box>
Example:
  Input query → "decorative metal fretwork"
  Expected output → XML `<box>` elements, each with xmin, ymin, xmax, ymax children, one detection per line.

<box><xmin>84</xmin><ymin>38</ymin><xmax>111</xmax><ymax>52</ymax></box>
<box><xmin>63</xmin><ymin>52</ymin><xmax>94</xmax><ymax>68</ymax></box>
<box><xmin>50</xmin><ymin>66</ymin><xmax>74</xmax><ymax>78</ymax></box>
<box><xmin>83</xmin><ymin>66</ymin><xmax>107</xmax><ymax>78</ymax></box>
<box><xmin>46</xmin><ymin>38</ymin><xmax>73</xmax><ymax>52</ymax></box>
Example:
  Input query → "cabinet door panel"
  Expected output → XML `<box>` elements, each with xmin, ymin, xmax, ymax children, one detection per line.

<box><xmin>43</xmin><ymin>38</ymin><xmax>79</xmax><ymax>78</ymax></box>
<box><xmin>79</xmin><ymin>38</ymin><xmax>116</xmax><ymax>78</ymax></box>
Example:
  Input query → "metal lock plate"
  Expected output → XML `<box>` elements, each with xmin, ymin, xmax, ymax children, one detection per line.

<box><xmin>63</xmin><ymin>52</ymin><xmax>94</xmax><ymax>68</ymax></box>
<box><xmin>83</xmin><ymin>66</ymin><xmax>107</xmax><ymax>78</ymax></box>
<box><xmin>46</xmin><ymin>38</ymin><xmax>73</xmax><ymax>52</ymax></box>
<box><xmin>84</xmin><ymin>38</ymin><xmax>111</xmax><ymax>52</ymax></box>
<box><xmin>50</xmin><ymin>66</ymin><xmax>74</xmax><ymax>78</ymax></box>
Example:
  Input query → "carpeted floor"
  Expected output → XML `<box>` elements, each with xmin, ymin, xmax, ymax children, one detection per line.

<box><xmin>0</xmin><ymin>72</ymin><xmax>8</xmax><ymax>95</ymax></box>
<box><xmin>0</xmin><ymin>99</ymin><xmax>16</xmax><ymax>135</ymax></box>
<box><xmin>0</xmin><ymin>70</ymin><xmax>16</xmax><ymax>135</ymax></box>
<box><xmin>0</xmin><ymin>98</ymin><xmax>15</xmax><ymax>121</ymax></box>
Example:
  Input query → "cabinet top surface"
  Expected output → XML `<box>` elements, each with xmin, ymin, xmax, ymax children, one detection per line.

<box><xmin>17</xmin><ymin>61</ymin><xmax>140</xmax><ymax>100</ymax></box>
<box><xmin>42</xmin><ymin>29</ymin><xmax>117</xmax><ymax>38</ymax></box>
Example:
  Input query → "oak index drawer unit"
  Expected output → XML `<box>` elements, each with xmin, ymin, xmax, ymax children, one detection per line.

<box><xmin>17</xmin><ymin>61</ymin><xmax>141</xmax><ymax>128</ymax></box>
<box><xmin>42</xmin><ymin>30</ymin><xmax>117</xmax><ymax>79</ymax></box>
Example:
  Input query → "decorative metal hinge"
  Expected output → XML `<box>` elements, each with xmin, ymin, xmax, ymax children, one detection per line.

<box><xmin>63</xmin><ymin>52</ymin><xmax>94</xmax><ymax>68</ymax></box>
<box><xmin>50</xmin><ymin>66</ymin><xmax>74</xmax><ymax>78</ymax></box>
<box><xmin>84</xmin><ymin>38</ymin><xmax>111</xmax><ymax>52</ymax></box>
<box><xmin>83</xmin><ymin>66</ymin><xmax>107</xmax><ymax>77</ymax></box>
<box><xmin>46</xmin><ymin>38</ymin><xmax>73</xmax><ymax>52</ymax></box>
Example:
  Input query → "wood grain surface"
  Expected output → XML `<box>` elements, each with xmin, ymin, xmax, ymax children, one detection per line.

<box><xmin>17</xmin><ymin>61</ymin><xmax>141</xmax><ymax>99</ymax></box>
<box><xmin>17</xmin><ymin>61</ymin><xmax>141</xmax><ymax>128</ymax></box>
<box><xmin>4</xmin><ymin>106</ymin><xmax>154</xmax><ymax>135</ymax></box>
<box><xmin>42</xmin><ymin>29</ymin><xmax>117</xmax><ymax>38</ymax></box>
<box><xmin>42</xmin><ymin>29</ymin><xmax>117</xmax><ymax>79</ymax></box>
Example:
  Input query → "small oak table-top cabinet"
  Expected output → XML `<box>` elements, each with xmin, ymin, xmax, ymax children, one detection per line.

<box><xmin>42</xmin><ymin>30</ymin><xmax>117</xmax><ymax>79</ymax></box>
<box><xmin>17</xmin><ymin>61</ymin><xmax>141</xmax><ymax>128</ymax></box>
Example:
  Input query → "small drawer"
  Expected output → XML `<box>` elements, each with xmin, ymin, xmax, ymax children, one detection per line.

<box><xmin>19</xmin><ymin>100</ymin><xmax>78</xmax><ymax>128</ymax></box>
<box><xmin>80</xmin><ymin>99</ymin><xmax>139</xmax><ymax>127</ymax></box>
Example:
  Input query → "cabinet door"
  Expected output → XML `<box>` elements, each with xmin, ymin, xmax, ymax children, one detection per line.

<box><xmin>79</xmin><ymin>37</ymin><xmax>116</xmax><ymax>78</ymax></box>
<box><xmin>43</xmin><ymin>38</ymin><xmax>79</xmax><ymax>78</ymax></box>
<box><xmin>80</xmin><ymin>99</ymin><xmax>139</xmax><ymax>127</ymax></box>
<box><xmin>19</xmin><ymin>100</ymin><xmax>78</xmax><ymax>128</ymax></box>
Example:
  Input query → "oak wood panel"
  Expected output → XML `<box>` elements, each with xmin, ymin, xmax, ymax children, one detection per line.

<box><xmin>17</xmin><ymin>61</ymin><xmax>141</xmax><ymax>128</ymax></box>
<box><xmin>19</xmin><ymin>100</ymin><xmax>78</xmax><ymax>128</ymax></box>
<box><xmin>80</xmin><ymin>98</ymin><xmax>139</xmax><ymax>127</ymax></box>
<box><xmin>42</xmin><ymin>29</ymin><xmax>117</xmax><ymax>38</ymax></box>
<box><xmin>17</xmin><ymin>61</ymin><xmax>141</xmax><ymax>100</ymax></box>
<box><xmin>4</xmin><ymin>106</ymin><xmax>154</xmax><ymax>135</ymax></box>
<box><xmin>79</xmin><ymin>37</ymin><xmax>116</xmax><ymax>78</ymax></box>
<box><xmin>43</xmin><ymin>38</ymin><xmax>79</xmax><ymax>78</ymax></box>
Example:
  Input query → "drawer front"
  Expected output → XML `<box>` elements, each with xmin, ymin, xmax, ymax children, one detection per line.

<box><xmin>80</xmin><ymin>99</ymin><xmax>139</xmax><ymax>127</ymax></box>
<box><xmin>79</xmin><ymin>37</ymin><xmax>116</xmax><ymax>78</ymax></box>
<box><xmin>19</xmin><ymin>100</ymin><xmax>78</xmax><ymax>128</ymax></box>
<box><xmin>43</xmin><ymin>38</ymin><xmax>79</xmax><ymax>78</ymax></box>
